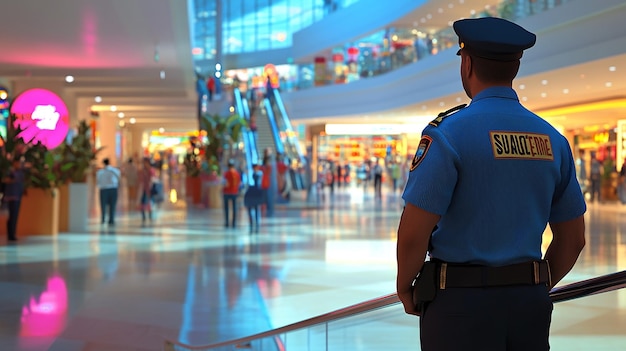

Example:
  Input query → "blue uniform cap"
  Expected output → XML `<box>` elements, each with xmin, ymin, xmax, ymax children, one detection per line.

<box><xmin>453</xmin><ymin>17</ymin><xmax>536</xmax><ymax>61</ymax></box>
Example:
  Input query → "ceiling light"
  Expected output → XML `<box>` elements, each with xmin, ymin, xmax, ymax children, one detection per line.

<box><xmin>110</xmin><ymin>105</ymin><xmax>117</xmax><ymax>112</ymax></box>
<box><xmin>160</xmin><ymin>70</ymin><xmax>166</xmax><ymax>79</ymax></box>
<box><xmin>439</xmin><ymin>102</ymin><xmax>445</xmax><ymax>107</ymax></box>
<box><xmin>159</xmin><ymin>128</ymin><xmax>165</xmax><ymax>133</ymax></box>
<box><xmin>94</xmin><ymin>96</ymin><xmax>102</xmax><ymax>103</ymax></box>
<box><xmin>609</xmin><ymin>66</ymin><xmax>616</xmax><ymax>72</ymax></box>
<box><xmin>129</xmin><ymin>118</ymin><xmax>136</xmax><ymax>124</ymax></box>
<box><xmin>449</xmin><ymin>3</ymin><xmax>454</xmax><ymax>8</ymax></box>
<box><xmin>541</xmin><ymin>80</ymin><xmax>548</xmax><ymax>85</ymax></box>
<box><xmin>215</xmin><ymin>72</ymin><xmax>222</xmax><ymax>78</ymax></box>
<box><xmin>118</xmin><ymin>112</ymin><xmax>125</xmax><ymax>118</ymax></box>
<box><xmin>459</xmin><ymin>0</ymin><xmax>464</xmax><ymax>4</ymax></box>
<box><xmin>65</xmin><ymin>75</ymin><xmax>75</xmax><ymax>83</ymax></box>
<box><xmin>519</xmin><ymin>84</ymin><xmax>525</xmax><ymax>90</ymax></box>
<box><xmin>215</xmin><ymin>63</ymin><xmax>222</xmax><ymax>71</ymax></box>
<box><xmin>522</xmin><ymin>97</ymin><xmax>528</xmax><ymax>101</ymax></box>
<box><xmin>456</xmin><ymin>97</ymin><xmax>462</xmax><ymax>102</ymax></box>
<box><xmin>470</xmin><ymin>9</ymin><xmax>476</xmax><ymax>15</ymax></box>
<box><xmin>427</xmin><ymin>13</ymin><xmax>432</xmax><ymax>19</ymax></box>
<box><xmin>438</xmin><ymin>8</ymin><xmax>444</xmax><ymax>13</ymax></box>
<box><xmin>563</xmin><ymin>89</ymin><xmax>569</xmax><ymax>94</ymax></box>
<box><xmin>119</xmin><ymin>121</ymin><xmax>125</xmax><ymax>128</ymax></box>
<box><xmin>541</xmin><ymin>92</ymin><xmax>547</xmax><ymax>98</ymax></box>
<box><xmin>606</xmin><ymin>82</ymin><xmax>613</xmax><ymax>87</ymax></box>
<box><xmin>421</xmin><ymin>105</ymin><xmax>427</xmax><ymax>110</ymax></box>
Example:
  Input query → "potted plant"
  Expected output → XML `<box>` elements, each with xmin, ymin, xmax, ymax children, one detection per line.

<box><xmin>199</xmin><ymin>113</ymin><xmax>247</xmax><ymax>208</ymax></box>
<box><xmin>58</xmin><ymin>120</ymin><xmax>103</xmax><ymax>231</ymax></box>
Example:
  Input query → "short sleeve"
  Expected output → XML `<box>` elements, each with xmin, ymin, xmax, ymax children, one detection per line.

<box><xmin>402</xmin><ymin>129</ymin><xmax>459</xmax><ymax>215</ymax></box>
<box><xmin>549</xmin><ymin>140</ymin><xmax>587</xmax><ymax>222</ymax></box>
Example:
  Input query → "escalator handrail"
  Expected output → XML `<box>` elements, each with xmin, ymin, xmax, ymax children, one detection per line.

<box><xmin>263</xmin><ymin>98</ymin><xmax>285</xmax><ymax>155</ymax></box>
<box><xmin>270</xmin><ymin>90</ymin><xmax>307</xmax><ymax>166</ymax></box>
<box><xmin>163</xmin><ymin>270</ymin><xmax>626</xmax><ymax>350</ymax></box>
<box><xmin>232</xmin><ymin>88</ymin><xmax>257</xmax><ymax>183</ymax></box>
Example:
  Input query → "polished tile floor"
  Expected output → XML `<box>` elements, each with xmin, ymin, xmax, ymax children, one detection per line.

<box><xmin>0</xmin><ymin>177</ymin><xmax>625</xmax><ymax>351</ymax></box>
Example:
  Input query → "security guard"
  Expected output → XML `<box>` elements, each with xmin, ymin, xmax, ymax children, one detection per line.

<box><xmin>396</xmin><ymin>17</ymin><xmax>586</xmax><ymax>351</ymax></box>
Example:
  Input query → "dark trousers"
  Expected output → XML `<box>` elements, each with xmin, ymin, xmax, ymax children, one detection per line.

<box><xmin>247</xmin><ymin>206</ymin><xmax>259</xmax><ymax>230</ymax></box>
<box><xmin>374</xmin><ymin>174</ymin><xmax>382</xmax><ymax>196</ymax></box>
<box><xmin>99</xmin><ymin>188</ymin><xmax>118</xmax><ymax>224</ymax></box>
<box><xmin>7</xmin><ymin>200</ymin><xmax>21</xmax><ymax>240</ymax></box>
<box><xmin>420</xmin><ymin>285</ymin><xmax>552</xmax><ymax>351</ymax></box>
<box><xmin>590</xmin><ymin>176</ymin><xmax>601</xmax><ymax>202</ymax></box>
<box><xmin>223</xmin><ymin>194</ymin><xmax>238</xmax><ymax>227</ymax></box>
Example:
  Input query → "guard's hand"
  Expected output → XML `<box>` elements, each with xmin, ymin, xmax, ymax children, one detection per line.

<box><xmin>398</xmin><ymin>290</ymin><xmax>420</xmax><ymax>316</ymax></box>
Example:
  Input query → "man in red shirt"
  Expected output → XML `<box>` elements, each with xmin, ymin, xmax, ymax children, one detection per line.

<box><xmin>223</xmin><ymin>160</ymin><xmax>241</xmax><ymax>227</ymax></box>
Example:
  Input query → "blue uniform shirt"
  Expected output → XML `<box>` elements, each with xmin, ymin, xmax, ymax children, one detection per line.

<box><xmin>402</xmin><ymin>87</ymin><xmax>586</xmax><ymax>266</ymax></box>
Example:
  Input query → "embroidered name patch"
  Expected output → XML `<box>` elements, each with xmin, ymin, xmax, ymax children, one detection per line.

<box><xmin>410</xmin><ymin>136</ymin><xmax>432</xmax><ymax>171</ymax></box>
<box><xmin>490</xmin><ymin>131</ymin><xmax>553</xmax><ymax>160</ymax></box>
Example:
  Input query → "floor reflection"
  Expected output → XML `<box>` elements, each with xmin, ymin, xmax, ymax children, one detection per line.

<box><xmin>0</xmin><ymin>183</ymin><xmax>624</xmax><ymax>350</ymax></box>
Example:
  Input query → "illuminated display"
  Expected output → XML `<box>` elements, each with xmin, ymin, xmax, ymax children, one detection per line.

<box><xmin>10</xmin><ymin>88</ymin><xmax>70</xmax><ymax>149</ymax></box>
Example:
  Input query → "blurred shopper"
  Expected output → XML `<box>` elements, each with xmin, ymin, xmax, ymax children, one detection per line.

<box><xmin>372</xmin><ymin>159</ymin><xmax>383</xmax><ymax>197</ymax></box>
<box><xmin>223</xmin><ymin>160</ymin><xmax>241</xmax><ymax>228</ymax></box>
<box><xmin>390</xmin><ymin>161</ymin><xmax>401</xmax><ymax>193</ymax></box>
<box><xmin>619</xmin><ymin>158</ymin><xmax>626</xmax><ymax>204</ymax></box>
<box><xmin>124</xmin><ymin>158</ymin><xmax>139</xmax><ymax>208</ymax></box>
<box><xmin>244</xmin><ymin>164</ymin><xmax>264</xmax><ymax>232</ymax></box>
<box><xmin>207</xmin><ymin>76</ymin><xmax>216</xmax><ymax>101</ymax></box>
<box><xmin>96</xmin><ymin>158</ymin><xmax>121</xmax><ymax>225</ymax></box>
<box><xmin>576</xmin><ymin>149</ymin><xmax>587</xmax><ymax>194</ymax></box>
<box><xmin>589</xmin><ymin>152</ymin><xmax>602</xmax><ymax>202</ymax></box>
<box><xmin>2</xmin><ymin>158</ymin><xmax>26</xmax><ymax>242</ymax></box>
<box><xmin>139</xmin><ymin>157</ymin><xmax>155</xmax><ymax>225</ymax></box>
<box><xmin>261</xmin><ymin>155</ymin><xmax>274</xmax><ymax>216</ymax></box>
<box><xmin>397</xmin><ymin>17</ymin><xmax>586</xmax><ymax>351</ymax></box>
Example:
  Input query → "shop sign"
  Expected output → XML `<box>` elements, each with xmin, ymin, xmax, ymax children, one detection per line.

<box><xmin>10</xmin><ymin>88</ymin><xmax>69</xmax><ymax>149</ymax></box>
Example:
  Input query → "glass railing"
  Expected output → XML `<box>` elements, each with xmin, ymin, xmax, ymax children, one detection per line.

<box><xmin>163</xmin><ymin>270</ymin><xmax>626</xmax><ymax>351</ymax></box>
<box><xmin>232</xmin><ymin>88</ymin><xmax>258</xmax><ymax>185</ymax></box>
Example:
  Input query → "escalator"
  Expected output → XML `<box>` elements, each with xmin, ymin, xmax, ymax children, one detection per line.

<box><xmin>237</xmin><ymin>87</ymin><xmax>308</xmax><ymax>191</ymax></box>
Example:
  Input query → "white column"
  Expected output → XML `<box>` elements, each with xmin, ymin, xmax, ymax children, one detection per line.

<box><xmin>96</xmin><ymin>111</ymin><xmax>119</xmax><ymax>167</ymax></box>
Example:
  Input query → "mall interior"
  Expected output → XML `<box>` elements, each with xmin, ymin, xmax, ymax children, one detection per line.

<box><xmin>1</xmin><ymin>0</ymin><xmax>626</xmax><ymax>350</ymax></box>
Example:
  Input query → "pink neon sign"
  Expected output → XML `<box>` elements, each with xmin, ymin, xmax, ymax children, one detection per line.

<box><xmin>10</xmin><ymin>88</ymin><xmax>70</xmax><ymax>149</ymax></box>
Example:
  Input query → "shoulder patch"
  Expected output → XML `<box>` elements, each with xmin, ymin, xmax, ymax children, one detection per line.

<box><xmin>428</xmin><ymin>103</ymin><xmax>467</xmax><ymax>127</ymax></box>
<box><xmin>410</xmin><ymin>136</ymin><xmax>433</xmax><ymax>172</ymax></box>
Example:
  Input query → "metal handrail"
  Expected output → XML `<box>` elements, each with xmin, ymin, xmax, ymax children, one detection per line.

<box><xmin>163</xmin><ymin>270</ymin><xmax>626</xmax><ymax>350</ymax></box>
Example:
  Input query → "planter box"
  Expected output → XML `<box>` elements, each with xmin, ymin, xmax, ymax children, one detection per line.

<box><xmin>58</xmin><ymin>183</ymin><xmax>69</xmax><ymax>232</ymax></box>
<box><xmin>69</xmin><ymin>182</ymin><xmax>89</xmax><ymax>232</ymax></box>
<box><xmin>17</xmin><ymin>188</ymin><xmax>59</xmax><ymax>236</ymax></box>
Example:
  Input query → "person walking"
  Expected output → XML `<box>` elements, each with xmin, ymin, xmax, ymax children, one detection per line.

<box><xmin>396</xmin><ymin>17</ymin><xmax>586</xmax><ymax>351</ymax></box>
<box><xmin>244</xmin><ymin>164</ymin><xmax>264</xmax><ymax>232</ymax></box>
<box><xmin>96</xmin><ymin>158</ymin><xmax>121</xmax><ymax>226</ymax></box>
<box><xmin>2</xmin><ymin>158</ymin><xmax>26</xmax><ymax>242</ymax></box>
<box><xmin>222</xmin><ymin>160</ymin><xmax>241</xmax><ymax>228</ymax></box>
<box><xmin>372</xmin><ymin>159</ymin><xmax>383</xmax><ymax>197</ymax></box>
<box><xmin>138</xmin><ymin>157</ymin><xmax>155</xmax><ymax>225</ymax></box>
<box><xmin>589</xmin><ymin>152</ymin><xmax>602</xmax><ymax>202</ymax></box>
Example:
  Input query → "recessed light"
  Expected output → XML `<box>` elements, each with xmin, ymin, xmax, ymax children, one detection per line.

<box><xmin>160</xmin><ymin>70</ymin><xmax>166</xmax><ymax>79</ymax></box>
<box><xmin>94</xmin><ymin>96</ymin><xmax>102</xmax><ymax>103</ymax></box>
<box><xmin>606</xmin><ymin>82</ymin><xmax>613</xmax><ymax>87</ymax></box>
<box><xmin>65</xmin><ymin>75</ymin><xmax>75</xmax><ymax>83</ymax></box>
<box><xmin>541</xmin><ymin>80</ymin><xmax>548</xmax><ymax>85</ymax></box>
<box><xmin>522</xmin><ymin>97</ymin><xmax>528</xmax><ymax>101</ymax></box>
<box><xmin>449</xmin><ymin>3</ymin><xmax>454</xmax><ymax>9</ymax></box>
<box><xmin>439</xmin><ymin>101</ymin><xmax>445</xmax><ymax>107</ymax></box>
<box><xmin>118</xmin><ymin>121</ymin><xmax>125</xmax><ymax>128</ymax></box>
<box><xmin>421</xmin><ymin>105</ymin><xmax>427</xmax><ymax>110</ymax></box>
<box><xmin>609</xmin><ymin>66</ymin><xmax>616</xmax><ymax>72</ymax></box>
<box><xmin>456</xmin><ymin>97</ymin><xmax>462</xmax><ymax>102</ymax></box>
<box><xmin>519</xmin><ymin>84</ymin><xmax>525</xmax><ymax>90</ymax></box>
<box><xmin>438</xmin><ymin>8</ymin><xmax>444</xmax><ymax>14</ymax></box>
<box><xmin>129</xmin><ymin>118</ymin><xmax>136</xmax><ymax>124</ymax></box>
<box><xmin>118</xmin><ymin>112</ymin><xmax>125</xmax><ymax>118</ymax></box>
<box><xmin>159</xmin><ymin>128</ymin><xmax>165</xmax><ymax>133</ymax></box>
<box><xmin>563</xmin><ymin>89</ymin><xmax>569</xmax><ymax>94</ymax></box>
<box><xmin>470</xmin><ymin>9</ymin><xmax>476</xmax><ymax>15</ymax></box>
<box><xmin>541</xmin><ymin>92</ymin><xmax>547</xmax><ymax>98</ymax></box>
<box><xmin>110</xmin><ymin>105</ymin><xmax>117</xmax><ymax>112</ymax></box>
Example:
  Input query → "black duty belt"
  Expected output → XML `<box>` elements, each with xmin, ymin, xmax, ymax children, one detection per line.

<box><xmin>435</xmin><ymin>260</ymin><xmax>551</xmax><ymax>289</ymax></box>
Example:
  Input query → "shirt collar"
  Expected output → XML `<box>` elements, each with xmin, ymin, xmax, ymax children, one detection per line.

<box><xmin>471</xmin><ymin>86</ymin><xmax>519</xmax><ymax>103</ymax></box>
